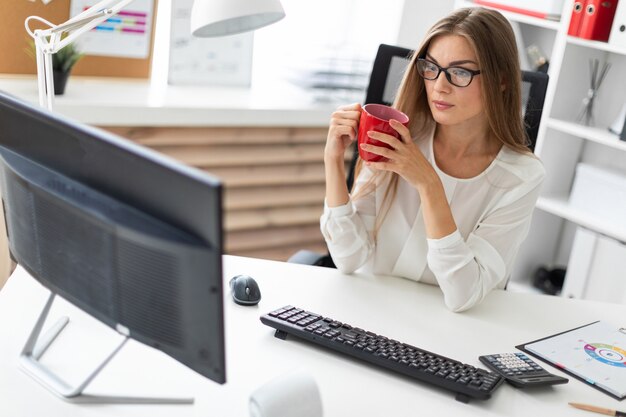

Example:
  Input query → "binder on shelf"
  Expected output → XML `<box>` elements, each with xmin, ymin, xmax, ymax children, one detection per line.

<box><xmin>567</xmin><ymin>1</ymin><xmax>585</xmax><ymax>36</ymax></box>
<box><xmin>609</xmin><ymin>0</ymin><xmax>626</xmax><ymax>48</ymax></box>
<box><xmin>578</xmin><ymin>0</ymin><xmax>620</xmax><ymax>42</ymax></box>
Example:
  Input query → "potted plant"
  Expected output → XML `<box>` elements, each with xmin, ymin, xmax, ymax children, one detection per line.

<box><xmin>25</xmin><ymin>35</ymin><xmax>84</xmax><ymax>95</ymax></box>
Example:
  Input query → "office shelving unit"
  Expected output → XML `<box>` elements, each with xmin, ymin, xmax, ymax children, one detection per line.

<box><xmin>455</xmin><ymin>1</ymin><xmax>626</xmax><ymax>301</ymax></box>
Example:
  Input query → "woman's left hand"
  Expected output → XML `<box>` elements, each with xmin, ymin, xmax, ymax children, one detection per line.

<box><xmin>360</xmin><ymin>119</ymin><xmax>439</xmax><ymax>192</ymax></box>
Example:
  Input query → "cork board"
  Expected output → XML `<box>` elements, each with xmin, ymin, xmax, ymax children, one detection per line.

<box><xmin>0</xmin><ymin>1</ymin><xmax>156</xmax><ymax>78</ymax></box>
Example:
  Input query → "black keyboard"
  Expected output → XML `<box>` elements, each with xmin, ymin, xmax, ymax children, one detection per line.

<box><xmin>260</xmin><ymin>305</ymin><xmax>503</xmax><ymax>403</ymax></box>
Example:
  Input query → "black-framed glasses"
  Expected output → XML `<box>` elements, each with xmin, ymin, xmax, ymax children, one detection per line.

<box><xmin>416</xmin><ymin>58</ymin><xmax>481</xmax><ymax>88</ymax></box>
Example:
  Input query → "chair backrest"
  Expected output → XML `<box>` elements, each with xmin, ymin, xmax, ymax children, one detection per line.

<box><xmin>347</xmin><ymin>43</ymin><xmax>549</xmax><ymax>191</ymax></box>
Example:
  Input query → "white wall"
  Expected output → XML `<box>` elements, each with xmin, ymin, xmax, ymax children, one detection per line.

<box><xmin>395</xmin><ymin>1</ymin><xmax>455</xmax><ymax>49</ymax></box>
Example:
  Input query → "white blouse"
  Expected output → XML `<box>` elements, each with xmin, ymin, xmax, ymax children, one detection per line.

<box><xmin>320</xmin><ymin>131</ymin><xmax>545</xmax><ymax>312</ymax></box>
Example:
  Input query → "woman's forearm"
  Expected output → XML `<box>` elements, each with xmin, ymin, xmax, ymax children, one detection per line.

<box><xmin>419</xmin><ymin>180</ymin><xmax>457</xmax><ymax>239</ymax></box>
<box><xmin>324</xmin><ymin>156</ymin><xmax>350</xmax><ymax>208</ymax></box>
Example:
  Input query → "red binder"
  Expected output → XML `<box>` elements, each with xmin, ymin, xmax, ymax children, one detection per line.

<box><xmin>567</xmin><ymin>1</ymin><xmax>585</xmax><ymax>36</ymax></box>
<box><xmin>578</xmin><ymin>0</ymin><xmax>620</xmax><ymax>41</ymax></box>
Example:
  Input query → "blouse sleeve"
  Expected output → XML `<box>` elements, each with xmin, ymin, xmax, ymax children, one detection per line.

<box><xmin>319</xmin><ymin>167</ymin><xmax>377</xmax><ymax>273</ymax></box>
<box><xmin>426</xmin><ymin>169</ymin><xmax>545</xmax><ymax>312</ymax></box>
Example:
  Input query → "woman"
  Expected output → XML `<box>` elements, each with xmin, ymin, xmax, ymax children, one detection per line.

<box><xmin>321</xmin><ymin>7</ymin><xmax>545</xmax><ymax>312</ymax></box>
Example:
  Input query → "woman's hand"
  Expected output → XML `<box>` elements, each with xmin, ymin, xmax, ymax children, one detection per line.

<box><xmin>325</xmin><ymin>103</ymin><xmax>361</xmax><ymax>162</ymax></box>
<box><xmin>363</xmin><ymin>120</ymin><xmax>455</xmax><ymax>238</ymax></box>
<box><xmin>360</xmin><ymin>119</ymin><xmax>439</xmax><ymax>192</ymax></box>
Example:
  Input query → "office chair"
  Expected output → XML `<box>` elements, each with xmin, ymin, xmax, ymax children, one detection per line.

<box><xmin>288</xmin><ymin>43</ymin><xmax>549</xmax><ymax>268</ymax></box>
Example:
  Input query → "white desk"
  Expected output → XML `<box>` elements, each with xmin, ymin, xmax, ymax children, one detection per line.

<box><xmin>1</xmin><ymin>255</ymin><xmax>624</xmax><ymax>416</ymax></box>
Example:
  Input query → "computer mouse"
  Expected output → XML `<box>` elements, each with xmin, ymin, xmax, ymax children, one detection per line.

<box><xmin>230</xmin><ymin>275</ymin><xmax>262</xmax><ymax>306</ymax></box>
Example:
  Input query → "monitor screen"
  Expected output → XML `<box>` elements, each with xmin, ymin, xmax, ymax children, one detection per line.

<box><xmin>0</xmin><ymin>91</ymin><xmax>226</xmax><ymax>385</ymax></box>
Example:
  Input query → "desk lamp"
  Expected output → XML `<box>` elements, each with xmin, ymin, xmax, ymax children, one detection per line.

<box><xmin>191</xmin><ymin>0</ymin><xmax>285</xmax><ymax>37</ymax></box>
<box><xmin>25</xmin><ymin>0</ymin><xmax>285</xmax><ymax>111</ymax></box>
<box><xmin>25</xmin><ymin>0</ymin><xmax>135</xmax><ymax>111</ymax></box>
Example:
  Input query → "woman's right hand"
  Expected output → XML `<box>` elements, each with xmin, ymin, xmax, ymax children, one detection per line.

<box><xmin>324</xmin><ymin>103</ymin><xmax>361</xmax><ymax>161</ymax></box>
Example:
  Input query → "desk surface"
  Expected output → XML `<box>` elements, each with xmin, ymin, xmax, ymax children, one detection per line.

<box><xmin>0</xmin><ymin>76</ymin><xmax>351</xmax><ymax>127</ymax></box>
<box><xmin>1</xmin><ymin>255</ymin><xmax>624</xmax><ymax>416</ymax></box>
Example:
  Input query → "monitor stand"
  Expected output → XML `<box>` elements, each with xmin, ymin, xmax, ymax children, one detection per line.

<box><xmin>19</xmin><ymin>292</ymin><xmax>194</xmax><ymax>404</ymax></box>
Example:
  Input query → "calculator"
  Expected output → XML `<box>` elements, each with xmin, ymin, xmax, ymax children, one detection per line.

<box><xmin>478</xmin><ymin>353</ymin><xmax>569</xmax><ymax>388</ymax></box>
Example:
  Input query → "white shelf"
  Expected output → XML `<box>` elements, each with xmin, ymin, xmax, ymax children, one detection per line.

<box><xmin>456</xmin><ymin>1</ymin><xmax>561</xmax><ymax>30</ymax></box>
<box><xmin>536</xmin><ymin>196</ymin><xmax>626</xmax><ymax>243</ymax></box>
<box><xmin>566</xmin><ymin>36</ymin><xmax>626</xmax><ymax>56</ymax></box>
<box><xmin>547</xmin><ymin>118</ymin><xmax>626</xmax><ymax>152</ymax></box>
<box><xmin>459</xmin><ymin>0</ymin><xmax>626</xmax><ymax>302</ymax></box>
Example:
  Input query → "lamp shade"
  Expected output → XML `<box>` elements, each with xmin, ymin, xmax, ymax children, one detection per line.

<box><xmin>191</xmin><ymin>0</ymin><xmax>285</xmax><ymax>38</ymax></box>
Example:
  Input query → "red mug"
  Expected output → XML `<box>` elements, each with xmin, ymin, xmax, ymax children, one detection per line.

<box><xmin>357</xmin><ymin>104</ymin><xmax>410</xmax><ymax>162</ymax></box>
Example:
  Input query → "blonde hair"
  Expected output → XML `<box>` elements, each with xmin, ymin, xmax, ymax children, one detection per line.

<box><xmin>353</xmin><ymin>7</ymin><xmax>529</xmax><ymax>233</ymax></box>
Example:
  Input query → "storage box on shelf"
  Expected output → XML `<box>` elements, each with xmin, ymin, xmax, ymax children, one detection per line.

<box><xmin>569</xmin><ymin>163</ymin><xmax>626</xmax><ymax>234</ymax></box>
<box><xmin>562</xmin><ymin>226</ymin><xmax>626</xmax><ymax>304</ymax></box>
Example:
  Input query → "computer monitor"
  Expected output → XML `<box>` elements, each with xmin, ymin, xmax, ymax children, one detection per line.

<box><xmin>0</xmin><ymin>91</ymin><xmax>225</xmax><ymax>403</ymax></box>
